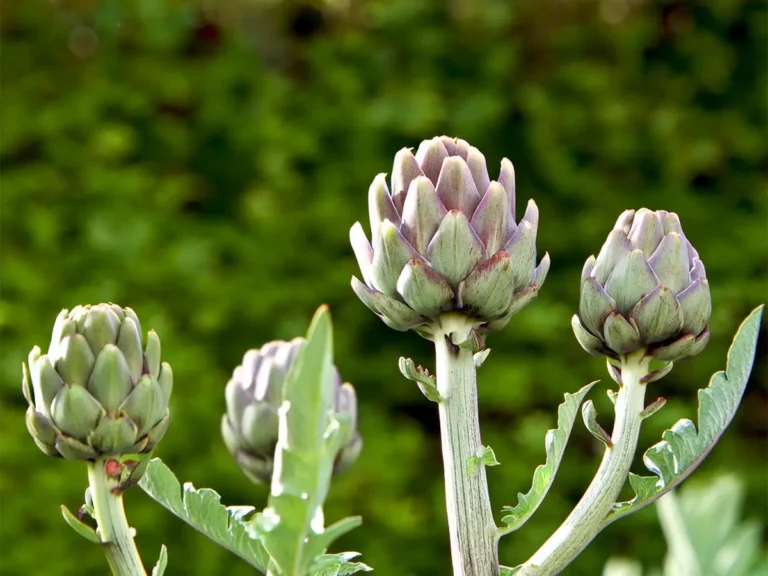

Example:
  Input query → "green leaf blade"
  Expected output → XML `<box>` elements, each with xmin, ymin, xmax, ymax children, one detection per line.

<box><xmin>606</xmin><ymin>305</ymin><xmax>764</xmax><ymax>525</ymax></box>
<box><xmin>138</xmin><ymin>458</ymin><xmax>269</xmax><ymax>571</ymax></box>
<box><xmin>151</xmin><ymin>545</ymin><xmax>168</xmax><ymax>576</ymax></box>
<box><xmin>499</xmin><ymin>381</ymin><xmax>597</xmax><ymax>535</ymax></box>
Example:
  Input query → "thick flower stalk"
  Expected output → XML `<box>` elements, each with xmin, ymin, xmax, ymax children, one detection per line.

<box><xmin>222</xmin><ymin>338</ymin><xmax>362</xmax><ymax>484</ymax></box>
<box><xmin>22</xmin><ymin>303</ymin><xmax>172</xmax><ymax>576</ymax></box>
<box><xmin>519</xmin><ymin>209</ymin><xmax>712</xmax><ymax>575</ymax></box>
<box><xmin>351</xmin><ymin>135</ymin><xmax>550</xmax><ymax>336</ymax></box>
<box><xmin>351</xmin><ymin>137</ymin><xmax>550</xmax><ymax>575</ymax></box>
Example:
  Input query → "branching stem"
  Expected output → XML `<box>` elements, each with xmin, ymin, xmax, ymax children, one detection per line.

<box><xmin>516</xmin><ymin>351</ymin><xmax>650</xmax><ymax>575</ymax></box>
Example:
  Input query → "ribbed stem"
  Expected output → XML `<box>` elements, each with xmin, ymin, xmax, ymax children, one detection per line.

<box><xmin>88</xmin><ymin>459</ymin><xmax>147</xmax><ymax>576</ymax></box>
<box><xmin>516</xmin><ymin>353</ymin><xmax>650</xmax><ymax>575</ymax></box>
<box><xmin>434</xmin><ymin>315</ymin><xmax>499</xmax><ymax>576</ymax></box>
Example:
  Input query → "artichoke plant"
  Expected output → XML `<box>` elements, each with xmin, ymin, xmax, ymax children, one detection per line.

<box><xmin>350</xmin><ymin>136</ymin><xmax>549</xmax><ymax>335</ymax></box>
<box><xmin>222</xmin><ymin>338</ymin><xmax>362</xmax><ymax>484</ymax></box>
<box><xmin>22</xmin><ymin>304</ymin><xmax>173</xmax><ymax>460</ymax></box>
<box><xmin>572</xmin><ymin>208</ymin><xmax>711</xmax><ymax>363</ymax></box>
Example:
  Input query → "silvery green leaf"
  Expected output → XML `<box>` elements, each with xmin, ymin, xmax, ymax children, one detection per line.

<box><xmin>367</xmin><ymin>173</ymin><xmax>399</xmax><ymax>237</ymax></box>
<box><xmin>426</xmin><ymin>211</ymin><xmax>484</xmax><ymax>285</ymax></box>
<box><xmin>648</xmin><ymin>233</ymin><xmax>690</xmax><ymax>295</ymax></box>
<box><xmin>500</xmin><ymin>382</ymin><xmax>596</xmax><ymax>535</ymax></box>
<box><xmin>397</xmin><ymin>259</ymin><xmax>454</xmax><ymax>318</ymax></box>
<box><xmin>604</xmin><ymin>249</ymin><xmax>658</xmax><ymax>316</ymax></box>
<box><xmin>391</xmin><ymin>147</ymin><xmax>424</xmax><ymax>212</ymax></box>
<box><xmin>572</xmin><ymin>315</ymin><xmax>606</xmax><ymax>356</ymax></box>
<box><xmin>398</xmin><ymin>357</ymin><xmax>441</xmax><ymax>402</ymax></box>
<box><xmin>435</xmin><ymin>156</ymin><xmax>481</xmax><ymax>215</ymax></box>
<box><xmin>582</xmin><ymin>400</ymin><xmax>611</xmax><ymax>446</ymax></box>
<box><xmin>309</xmin><ymin>552</ymin><xmax>372</xmax><ymax>575</ymax></box>
<box><xmin>677</xmin><ymin>279</ymin><xmax>711</xmax><ymax>336</ymax></box>
<box><xmin>603</xmin><ymin>313</ymin><xmax>642</xmax><ymax>355</ymax></box>
<box><xmin>630</xmin><ymin>285</ymin><xmax>684</xmax><ymax>344</ymax></box>
<box><xmin>255</xmin><ymin>307</ymin><xmax>363</xmax><ymax>575</ymax></box>
<box><xmin>605</xmin><ymin>305</ymin><xmax>763</xmax><ymax>526</ymax></box>
<box><xmin>579</xmin><ymin>277</ymin><xmax>617</xmax><ymax>336</ymax></box>
<box><xmin>151</xmin><ymin>545</ymin><xmax>168</xmax><ymax>576</ymax></box>
<box><xmin>460</xmin><ymin>253</ymin><xmax>514</xmax><ymax>318</ymax></box>
<box><xmin>470</xmin><ymin>182</ymin><xmax>509</xmax><ymax>256</ymax></box>
<box><xmin>400</xmin><ymin>176</ymin><xmax>447</xmax><ymax>254</ymax></box>
<box><xmin>139</xmin><ymin>458</ymin><xmax>268</xmax><ymax>571</ymax></box>
<box><xmin>371</xmin><ymin>219</ymin><xmax>419</xmax><ymax>296</ymax></box>
<box><xmin>61</xmin><ymin>505</ymin><xmax>101</xmax><ymax>544</ymax></box>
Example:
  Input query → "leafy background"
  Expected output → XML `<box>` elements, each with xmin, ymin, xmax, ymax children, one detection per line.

<box><xmin>1</xmin><ymin>0</ymin><xmax>765</xmax><ymax>574</ymax></box>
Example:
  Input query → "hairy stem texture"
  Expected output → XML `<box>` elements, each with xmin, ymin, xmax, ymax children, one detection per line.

<box><xmin>435</xmin><ymin>316</ymin><xmax>499</xmax><ymax>576</ymax></box>
<box><xmin>517</xmin><ymin>354</ymin><xmax>650</xmax><ymax>575</ymax></box>
<box><xmin>88</xmin><ymin>459</ymin><xmax>147</xmax><ymax>576</ymax></box>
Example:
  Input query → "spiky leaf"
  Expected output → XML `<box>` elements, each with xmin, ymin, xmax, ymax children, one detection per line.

<box><xmin>499</xmin><ymin>381</ymin><xmax>596</xmax><ymax>534</ymax></box>
<box><xmin>605</xmin><ymin>305</ymin><xmax>763</xmax><ymax>526</ymax></box>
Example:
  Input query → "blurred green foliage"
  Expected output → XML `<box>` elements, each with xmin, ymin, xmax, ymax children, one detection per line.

<box><xmin>1</xmin><ymin>0</ymin><xmax>765</xmax><ymax>574</ymax></box>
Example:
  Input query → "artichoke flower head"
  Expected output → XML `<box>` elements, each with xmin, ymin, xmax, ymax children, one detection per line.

<box><xmin>222</xmin><ymin>338</ymin><xmax>362</xmax><ymax>484</ymax></box>
<box><xmin>351</xmin><ymin>136</ymin><xmax>550</xmax><ymax>337</ymax></box>
<box><xmin>23</xmin><ymin>304</ymin><xmax>173</xmax><ymax>461</ymax></box>
<box><xmin>572</xmin><ymin>208</ymin><xmax>711</xmax><ymax>364</ymax></box>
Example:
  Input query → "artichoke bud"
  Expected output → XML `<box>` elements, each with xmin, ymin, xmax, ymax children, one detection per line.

<box><xmin>350</xmin><ymin>136</ymin><xmax>549</xmax><ymax>336</ymax></box>
<box><xmin>222</xmin><ymin>338</ymin><xmax>362</xmax><ymax>484</ymax></box>
<box><xmin>572</xmin><ymin>209</ymin><xmax>711</xmax><ymax>367</ymax></box>
<box><xmin>22</xmin><ymin>303</ymin><xmax>173</xmax><ymax>462</ymax></box>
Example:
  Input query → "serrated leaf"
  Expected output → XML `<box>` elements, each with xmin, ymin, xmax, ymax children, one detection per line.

<box><xmin>605</xmin><ymin>305</ymin><xmax>764</xmax><ymax>526</ymax></box>
<box><xmin>61</xmin><ymin>504</ymin><xmax>101</xmax><ymax>544</ymax></box>
<box><xmin>499</xmin><ymin>381</ymin><xmax>597</xmax><ymax>535</ymax></box>
<box><xmin>309</xmin><ymin>552</ymin><xmax>373</xmax><ymax>575</ymax></box>
<box><xmin>151</xmin><ymin>545</ymin><xmax>168</xmax><ymax>576</ymax></box>
<box><xmin>399</xmin><ymin>356</ymin><xmax>442</xmax><ymax>402</ymax></box>
<box><xmin>138</xmin><ymin>458</ymin><xmax>268</xmax><ymax>571</ymax></box>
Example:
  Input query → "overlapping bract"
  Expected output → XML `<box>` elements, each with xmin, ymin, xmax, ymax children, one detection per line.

<box><xmin>572</xmin><ymin>209</ymin><xmax>711</xmax><ymax>363</ymax></box>
<box><xmin>350</xmin><ymin>136</ymin><xmax>549</xmax><ymax>334</ymax></box>
<box><xmin>22</xmin><ymin>304</ymin><xmax>173</xmax><ymax>460</ymax></box>
<box><xmin>221</xmin><ymin>338</ymin><xmax>362</xmax><ymax>484</ymax></box>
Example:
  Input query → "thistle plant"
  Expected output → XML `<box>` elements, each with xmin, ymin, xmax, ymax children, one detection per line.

<box><xmin>21</xmin><ymin>137</ymin><xmax>763</xmax><ymax>576</ymax></box>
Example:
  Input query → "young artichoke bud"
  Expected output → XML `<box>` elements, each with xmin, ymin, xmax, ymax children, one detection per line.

<box><xmin>22</xmin><ymin>304</ymin><xmax>173</xmax><ymax>461</ymax></box>
<box><xmin>221</xmin><ymin>338</ymin><xmax>362</xmax><ymax>484</ymax></box>
<box><xmin>572</xmin><ymin>209</ymin><xmax>711</xmax><ymax>363</ymax></box>
<box><xmin>350</xmin><ymin>136</ymin><xmax>550</xmax><ymax>335</ymax></box>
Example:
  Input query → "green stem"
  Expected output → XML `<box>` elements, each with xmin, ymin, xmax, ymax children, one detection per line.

<box><xmin>434</xmin><ymin>314</ymin><xmax>499</xmax><ymax>576</ymax></box>
<box><xmin>88</xmin><ymin>458</ymin><xmax>147</xmax><ymax>576</ymax></box>
<box><xmin>516</xmin><ymin>352</ymin><xmax>650</xmax><ymax>575</ymax></box>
